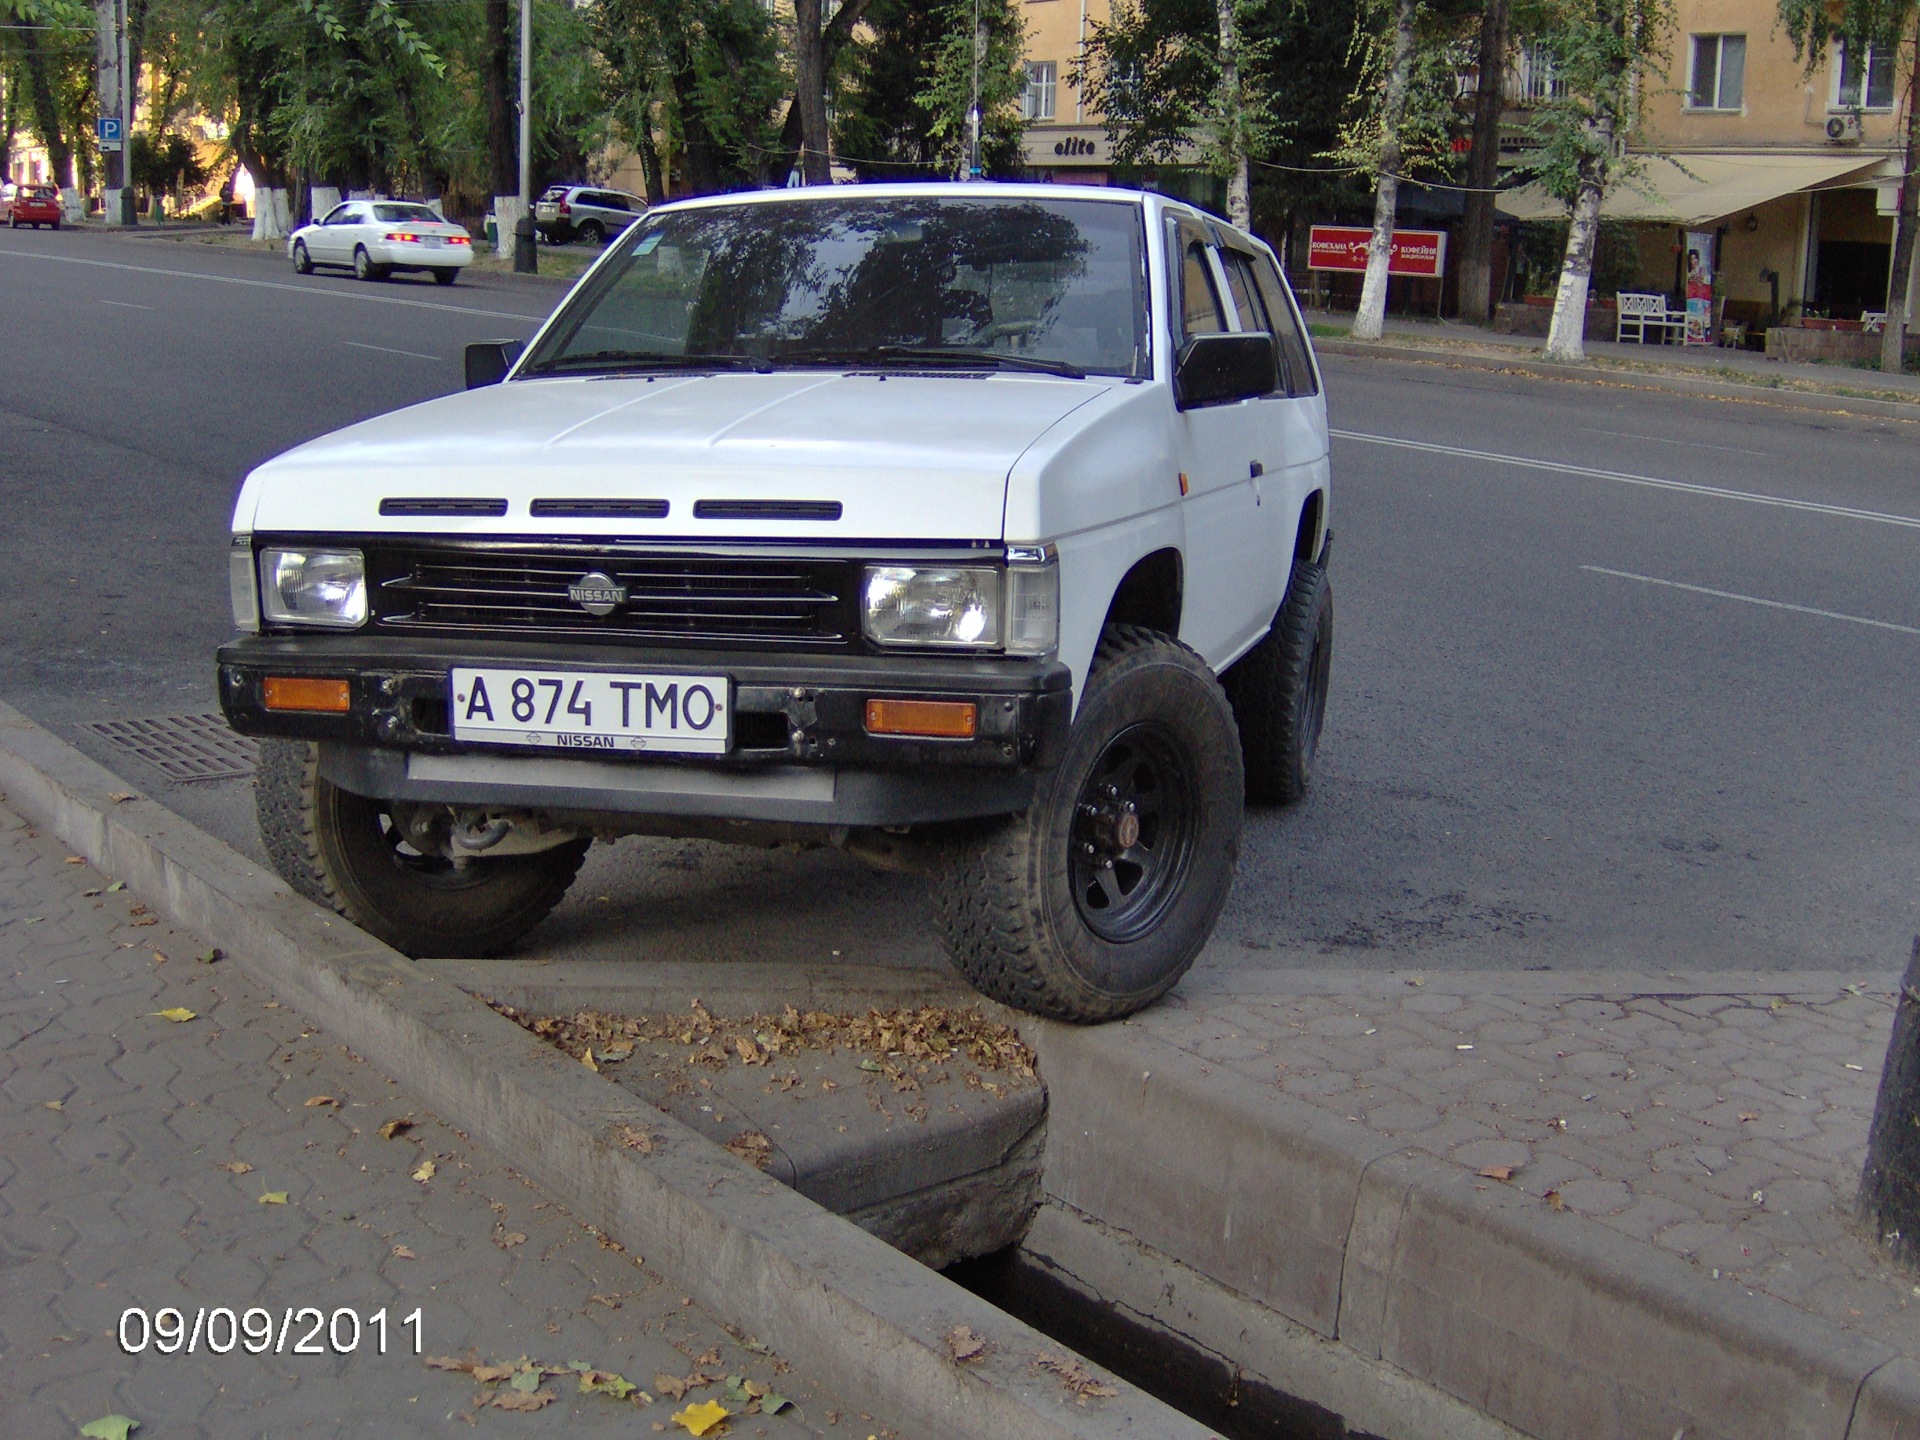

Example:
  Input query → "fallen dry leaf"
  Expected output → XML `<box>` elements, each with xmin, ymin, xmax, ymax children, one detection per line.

<box><xmin>947</xmin><ymin>1325</ymin><xmax>986</xmax><ymax>1363</ymax></box>
<box><xmin>601</xmin><ymin>1041</ymin><xmax>634</xmax><ymax>1062</ymax></box>
<box><xmin>152</xmin><ymin>1008</ymin><xmax>197</xmax><ymax>1023</ymax></box>
<box><xmin>424</xmin><ymin>1356</ymin><xmax>474</xmax><ymax>1373</ymax></box>
<box><xmin>221</xmin><ymin>1161</ymin><xmax>253</xmax><ymax>1175</ymax></box>
<box><xmin>42</xmin><ymin>1099</ymin><xmax>63</xmax><ymax>1111</ymax></box>
<box><xmin>197</xmin><ymin>949</ymin><xmax>223</xmax><ymax>965</ymax></box>
<box><xmin>495</xmin><ymin>1230</ymin><xmax>527</xmax><ymax>1249</ymax></box>
<box><xmin>725</xmin><ymin>1131</ymin><xmax>773</xmax><ymax>1169</ymax></box>
<box><xmin>257</xmin><ymin>1191</ymin><xmax>288</xmax><ymax>1206</ymax></box>
<box><xmin>1035</xmin><ymin>1352</ymin><xmax>1118</xmax><ymax>1401</ymax></box>
<box><xmin>470</xmin><ymin>1363</ymin><xmax>516</xmax><ymax>1384</ymax></box>
<box><xmin>616</xmin><ymin>1123</ymin><xmax>654</xmax><ymax>1154</ymax></box>
<box><xmin>64</xmin><ymin>855</ymin><xmax>84</xmax><ymax>864</ymax></box>
<box><xmin>79</xmin><ymin>1416</ymin><xmax>139</xmax><ymax>1440</ymax></box>
<box><xmin>1477</xmin><ymin>1164</ymin><xmax>1516</xmax><ymax>1182</ymax></box>
<box><xmin>412</xmin><ymin>1159</ymin><xmax>436</xmax><ymax>1183</ymax></box>
<box><xmin>130</xmin><ymin>916</ymin><xmax>158</xmax><ymax>928</ymax></box>
<box><xmin>589</xmin><ymin>1293</ymin><xmax>621</xmax><ymax>1309</ymax></box>
<box><xmin>378</xmin><ymin>1118</ymin><xmax>415</xmax><ymax>1140</ymax></box>
<box><xmin>392</xmin><ymin>1245</ymin><xmax>417</xmax><ymax>1259</ymax></box>
<box><xmin>110</xmin><ymin>791</ymin><xmax>137</xmax><ymax>803</ymax></box>
<box><xmin>1739</xmin><ymin>1111</ymin><xmax>1762</xmax><ymax>1123</ymax></box>
<box><xmin>582</xmin><ymin>1048</ymin><xmax>599</xmax><ymax>1072</ymax></box>
<box><xmin>488</xmin><ymin>1390</ymin><xmax>554</xmax><ymax>1412</ymax></box>
<box><xmin>1544</xmin><ymin>1190</ymin><xmax>1566</xmax><ymax>1212</ymax></box>
<box><xmin>671</xmin><ymin>1399</ymin><xmax>731</xmax><ymax>1435</ymax></box>
<box><xmin>304</xmin><ymin>1095</ymin><xmax>338</xmax><ymax>1108</ymax></box>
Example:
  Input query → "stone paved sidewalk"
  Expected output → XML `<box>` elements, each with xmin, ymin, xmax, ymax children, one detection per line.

<box><xmin>0</xmin><ymin>797</ymin><xmax>889</xmax><ymax>1439</ymax></box>
<box><xmin>1160</xmin><ymin>960</ymin><xmax>1920</xmax><ymax>1352</ymax></box>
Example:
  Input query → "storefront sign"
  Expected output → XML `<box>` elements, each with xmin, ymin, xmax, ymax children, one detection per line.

<box><xmin>1684</xmin><ymin>230</ymin><xmax>1714</xmax><ymax>345</ymax></box>
<box><xmin>1307</xmin><ymin>225</ymin><xmax>1447</xmax><ymax>279</ymax></box>
<box><xmin>1019</xmin><ymin>127</ymin><xmax>1115</xmax><ymax>168</ymax></box>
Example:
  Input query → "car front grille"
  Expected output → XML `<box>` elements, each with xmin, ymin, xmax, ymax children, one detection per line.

<box><xmin>367</xmin><ymin>545</ymin><xmax>855</xmax><ymax>647</ymax></box>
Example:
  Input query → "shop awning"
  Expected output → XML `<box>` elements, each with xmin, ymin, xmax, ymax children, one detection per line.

<box><xmin>1493</xmin><ymin>152</ymin><xmax>1885</xmax><ymax>226</ymax></box>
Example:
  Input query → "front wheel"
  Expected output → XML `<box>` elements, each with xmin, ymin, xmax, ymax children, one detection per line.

<box><xmin>291</xmin><ymin>240</ymin><xmax>313</xmax><ymax>274</ymax></box>
<box><xmin>352</xmin><ymin>246</ymin><xmax>387</xmax><ymax>281</ymax></box>
<box><xmin>1223</xmin><ymin>559</ymin><xmax>1332</xmax><ymax>805</ymax></box>
<box><xmin>930</xmin><ymin>626</ymin><xmax>1244</xmax><ymax>1023</ymax></box>
<box><xmin>254</xmin><ymin>740</ymin><xmax>589</xmax><ymax>957</ymax></box>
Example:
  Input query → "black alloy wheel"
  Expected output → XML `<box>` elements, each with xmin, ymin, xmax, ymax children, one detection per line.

<box><xmin>1068</xmin><ymin>723</ymin><xmax>1200</xmax><ymax>944</ymax></box>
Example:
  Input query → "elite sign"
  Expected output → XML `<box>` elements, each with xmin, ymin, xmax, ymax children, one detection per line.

<box><xmin>1307</xmin><ymin>225</ymin><xmax>1447</xmax><ymax>279</ymax></box>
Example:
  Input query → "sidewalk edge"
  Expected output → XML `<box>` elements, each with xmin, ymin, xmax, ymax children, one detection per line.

<box><xmin>1020</xmin><ymin>1017</ymin><xmax>1911</xmax><ymax>1440</ymax></box>
<box><xmin>0</xmin><ymin>702</ymin><xmax>1214</xmax><ymax>1440</ymax></box>
<box><xmin>1317</xmin><ymin>337</ymin><xmax>1920</xmax><ymax>421</ymax></box>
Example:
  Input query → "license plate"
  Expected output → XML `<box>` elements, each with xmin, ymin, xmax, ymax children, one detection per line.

<box><xmin>450</xmin><ymin>668</ymin><xmax>729</xmax><ymax>754</ymax></box>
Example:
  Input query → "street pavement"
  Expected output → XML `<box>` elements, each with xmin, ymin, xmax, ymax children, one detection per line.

<box><xmin>0</xmin><ymin>795</ymin><xmax>886</xmax><ymax>1439</ymax></box>
<box><xmin>1</xmin><ymin>223</ymin><xmax>1917</xmax><ymax>985</ymax></box>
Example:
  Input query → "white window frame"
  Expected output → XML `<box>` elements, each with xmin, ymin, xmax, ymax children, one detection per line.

<box><xmin>1832</xmin><ymin>38</ymin><xmax>1897</xmax><ymax>112</ymax></box>
<box><xmin>1686</xmin><ymin>34</ymin><xmax>1746</xmax><ymax>112</ymax></box>
<box><xmin>1023</xmin><ymin>60</ymin><xmax>1057</xmax><ymax>122</ymax></box>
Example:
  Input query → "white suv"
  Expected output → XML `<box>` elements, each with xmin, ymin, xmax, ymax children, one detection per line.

<box><xmin>218</xmin><ymin>184</ymin><xmax>1332</xmax><ymax>1022</ymax></box>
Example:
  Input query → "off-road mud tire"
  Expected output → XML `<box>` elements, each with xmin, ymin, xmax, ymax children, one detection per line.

<box><xmin>930</xmin><ymin>625</ymin><xmax>1243</xmax><ymax>1023</ymax></box>
<box><xmin>254</xmin><ymin>738</ymin><xmax>588</xmax><ymax>957</ymax></box>
<box><xmin>1223</xmin><ymin>559</ymin><xmax>1332</xmax><ymax>805</ymax></box>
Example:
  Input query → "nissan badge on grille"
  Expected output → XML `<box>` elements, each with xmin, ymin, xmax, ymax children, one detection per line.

<box><xmin>567</xmin><ymin>571</ymin><xmax>627</xmax><ymax>616</ymax></box>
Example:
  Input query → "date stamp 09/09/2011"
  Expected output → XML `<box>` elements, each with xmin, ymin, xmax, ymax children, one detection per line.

<box><xmin>117</xmin><ymin>1306</ymin><xmax>423</xmax><ymax>1357</ymax></box>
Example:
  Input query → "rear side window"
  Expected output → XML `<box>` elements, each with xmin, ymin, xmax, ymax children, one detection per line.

<box><xmin>1250</xmin><ymin>252</ymin><xmax>1319</xmax><ymax>398</ymax></box>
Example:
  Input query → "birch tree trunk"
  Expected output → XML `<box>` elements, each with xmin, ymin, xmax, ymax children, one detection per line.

<box><xmin>1351</xmin><ymin>0</ymin><xmax>1417</xmax><ymax>341</ymax></box>
<box><xmin>1458</xmin><ymin>0</ymin><xmax>1509</xmax><ymax>323</ymax></box>
<box><xmin>1544</xmin><ymin>120</ymin><xmax>1609</xmax><ymax>362</ymax></box>
<box><xmin>1216</xmin><ymin>0</ymin><xmax>1250</xmax><ymax>229</ymax></box>
<box><xmin>1881</xmin><ymin>34</ymin><xmax>1919</xmax><ymax>374</ymax></box>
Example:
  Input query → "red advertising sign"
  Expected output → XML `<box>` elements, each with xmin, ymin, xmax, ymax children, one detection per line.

<box><xmin>1307</xmin><ymin>225</ymin><xmax>1448</xmax><ymax>279</ymax></box>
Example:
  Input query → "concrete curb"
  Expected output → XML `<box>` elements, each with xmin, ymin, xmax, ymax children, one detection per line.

<box><xmin>1019</xmin><ymin>1015</ymin><xmax>1911</xmax><ymax>1440</ymax></box>
<box><xmin>0</xmin><ymin>698</ymin><xmax>1214</xmax><ymax>1440</ymax></box>
<box><xmin>1317</xmin><ymin>337</ymin><xmax>1920</xmax><ymax>422</ymax></box>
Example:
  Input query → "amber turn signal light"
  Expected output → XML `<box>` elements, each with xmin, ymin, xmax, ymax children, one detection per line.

<box><xmin>864</xmin><ymin>698</ymin><xmax>977</xmax><ymax>739</ymax></box>
<box><xmin>262</xmin><ymin>676</ymin><xmax>352</xmax><ymax>713</ymax></box>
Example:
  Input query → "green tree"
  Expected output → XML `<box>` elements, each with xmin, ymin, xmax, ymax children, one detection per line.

<box><xmin>1524</xmin><ymin>0</ymin><xmax>1672</xmax><ymax>361</ymax></box>
<box><xmin>1780</xmin><ymin>0</ymin><xmax>1920</xmax><ymax>371</ymax></box>
<box><xmin>1</xmin><ymin>0</ymin><xmax>94</xmax><ymax>194</ymax></box>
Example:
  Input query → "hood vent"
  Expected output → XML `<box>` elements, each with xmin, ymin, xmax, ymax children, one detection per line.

<box><xmin>693</xmin><ymin>499</ymin><xmax>843</xmax><ymax>522</ymax></box>
<box><xmin>529</xmin><ymin>498</ymin><xmax>670</xmax><ymax>519</ymax></box>
<box><xmin>380</xmin><ymin>497</ymin><xmax>509</xmax><ymax>517</ymax></box>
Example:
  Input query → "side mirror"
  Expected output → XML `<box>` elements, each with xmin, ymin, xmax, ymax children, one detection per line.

<box><xmin>465</xmin><ymin>340</ymin><xmax>526</xmax><ymax>389</ymax></box>
<box><xmin>1174</xmin><ymin>332</ymin><xmax>1277</xmax><ymax>410</ymax></box>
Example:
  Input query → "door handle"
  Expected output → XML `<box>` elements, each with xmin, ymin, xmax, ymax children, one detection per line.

<box><xmin>1249</xmin><ymin>460</ymin><xmax>1265</xmax><ymax>478</ymax></box>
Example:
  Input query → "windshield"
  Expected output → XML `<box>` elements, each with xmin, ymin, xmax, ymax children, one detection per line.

<box><xmin>520</xmin><ymin>195</ymin><xmax>1149</xmax><ymax>379</ymax></box>
<box><xmin>373</xmin><ymin>203</ymin><xmax>442</xmax><ymax>223</ymax></box>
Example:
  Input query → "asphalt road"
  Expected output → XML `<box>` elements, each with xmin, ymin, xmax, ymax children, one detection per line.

<box><xmin>2</xmin><ymin>225</ymin><xmax>1916</xmax><ymax>979</ymax></box>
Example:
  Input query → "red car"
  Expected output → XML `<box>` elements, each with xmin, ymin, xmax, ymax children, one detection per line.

<box><xmin>4</xmin><ymin>183</ymin><xmax>62</xmax><ymax>229</ymax></box>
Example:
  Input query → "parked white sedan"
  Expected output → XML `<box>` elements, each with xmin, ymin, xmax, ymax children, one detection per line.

<box><xmin>289</xmin><ymin>201</ymin><xmax>474</xmax><ymax>285</ymax></box>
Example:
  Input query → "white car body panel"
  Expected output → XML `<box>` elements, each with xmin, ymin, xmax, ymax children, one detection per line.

<box><xmin>243</xmin><ymin>182</ymin><xmax>1331</xmax><ymax>713</ymax></box>
<box><xmin>289</xmin><ymin>202</ymin><xmax>473</xmax><ymax>271</ymax></box>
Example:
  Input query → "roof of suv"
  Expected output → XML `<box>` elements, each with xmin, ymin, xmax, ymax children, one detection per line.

<box><xmin>645</xmin><ymin>181</ymin><xmax>1158</xmax><ymax>216</ymax></box>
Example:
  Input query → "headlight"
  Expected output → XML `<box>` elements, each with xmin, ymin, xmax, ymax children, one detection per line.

<box><xmin>1003</xmin><ymin>549</ymin><xmax>1059</xmax><ymax>657</ymax></box>
<box><xmin>229</xmin><ymin>534</ymin><xmax>259</xmax><ymax>632</ymax></box>
<box><xmin>259</xmin><ymin>547</ymin><xmax>367</xmax><ymax>628</ymax></box>
<box><xmin>863</xmin><ymin>565</ymin><xmax>1000</xmax><ymax>648</ymax></box>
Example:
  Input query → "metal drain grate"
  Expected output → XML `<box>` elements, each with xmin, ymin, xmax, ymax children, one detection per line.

<box><xmin>78</xmin><ymin>713</ymin><xmax>258</xmax><ymax>783</ymax></box>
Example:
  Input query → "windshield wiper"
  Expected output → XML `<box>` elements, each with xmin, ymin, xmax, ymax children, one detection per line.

<box><xmin>523</xmin><ymin>350</ymin><xmax>772</xmax><ymax>376</ymax></box>
<box><xmin>779</xmin><ymin>346</ymin><xmax>1086</xmax><ymax>379</ymax></box>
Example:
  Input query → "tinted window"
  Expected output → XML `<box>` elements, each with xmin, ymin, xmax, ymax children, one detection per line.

<box><xmin>373</xmin><ymin>203</ymin><xmax>441</xmax><ymax>223</ymax></box>
<box><xmin>525</xmin><ymin>196</ymin><xmax>1151</xmax><ymax>378</ymax></box>
<box><xmin>321</xmin><ymin>204</ymin><xmax>354</xmax><ymax>225</ymax></box>
<box><xmin>1219</xmin><ymin>250</ymin><xmax>1263</xmax><ymax>332</ymax></box>
<box><xmin>1250</xmin><ymin>252</ymin><xmax>1318</xmax><ymax>397</ymax></box>
<box><xmin>1179</xmin><ymin>239</ymin><xmax>1229</xmax><ymax>339</ymax></box>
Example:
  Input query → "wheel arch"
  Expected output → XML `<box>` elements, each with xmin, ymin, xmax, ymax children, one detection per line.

<box><xmin>1101</xmin><ymin>547</ymin><xmax>1184</xmax><ymax>639</ymax></box>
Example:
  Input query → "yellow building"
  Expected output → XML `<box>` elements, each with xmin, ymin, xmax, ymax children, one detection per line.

<box><xmin>1017</xmin><ymin>0</ymin><xmax>1116</xmax><ymax>180</ymax></box>
<box><xmin>1501</xmin><ymin>0</ymin><xmax>1912</xmax><ymax>326</ymax></box>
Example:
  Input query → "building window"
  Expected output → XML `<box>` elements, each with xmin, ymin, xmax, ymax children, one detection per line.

<box><xmin>1509</xmin><ymin>43</ymin><xmax>1566</xmax><ymax>105</ymax></box>
<box><xmin>1023</xmin><ymin>61</ymin><xmax>1057</xmax><ymax>121</ymax></box>
<box><xmin>1835</xmin><ymin>40</ymin><xmax>1896</xmax><ymax>110</ymax></box>
<box><xmin>1688</xmin><ymin>34</ymin><xmax>1746</xmax><ymax>111</ymax></box>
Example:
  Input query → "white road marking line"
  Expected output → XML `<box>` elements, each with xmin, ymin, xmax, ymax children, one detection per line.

<box><xmin>1582</xmin><ymin>565</ymin><xmax>1920</xmax><ymax>637</ymax></box>
<box><xmin>344</xmin><ymin>340</ymin><xmax>440</xmax><ymax>361</ymax></box>
<box><xmin>1578</xmin><ymin>425</ymin><xmax>1767</xmax><ymax>457</ymax></box>
<box><xmin>0</xmin><ymin>246</ymin><xmax>542</xmax><ymax>323</ymax></box>
<box><xmin>98</xmin><ymin>298</ymin><xmax>152</xmax><ymax>311</ymax></box>
<box><xmin>1332</xmin><ymin>428</ymin><xmax>1920</xmax><ymax>532</ymax></box>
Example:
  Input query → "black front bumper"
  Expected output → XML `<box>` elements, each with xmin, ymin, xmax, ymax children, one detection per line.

<box><xmin>217</xmin><ymin>633</ymin><xmax>1073</xmax><ymax>827</ymax></box>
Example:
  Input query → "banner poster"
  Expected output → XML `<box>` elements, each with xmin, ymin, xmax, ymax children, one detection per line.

<box><xmin>1684</xmin><ymin>231</ymin><xmax>1715</xmax><ymax>345</ymax></box>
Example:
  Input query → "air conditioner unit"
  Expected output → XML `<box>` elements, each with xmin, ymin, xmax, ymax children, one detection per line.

<box><xmin>1827</xmin><ymin>114</ymin><xmax>1865</xmax><ymax>144</ymax></box>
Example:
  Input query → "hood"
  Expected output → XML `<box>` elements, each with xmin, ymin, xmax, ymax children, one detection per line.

<box><xmin>236</xmin><ymin>371</ymin><xmax>1112</xmax><ymax>542</ymax></box>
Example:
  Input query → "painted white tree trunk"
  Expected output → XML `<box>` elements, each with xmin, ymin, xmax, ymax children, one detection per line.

<box><xmin>1350</xmin><ymin>0</ymin><xmax>1417</xmax><ymax>342</ymax></box>
<box><xmin>1545</xmin><ymin>146</ymin><xmax>1606</xmax><ymax>362</ymax></box>
<box><xmin>251</xmin><ymin>187</ymin><xmax>291</xmax><ymax>241</ymax></box>
<box><xmin>59</xmin><ymin>186</ymin><xmax>85</xmax><ymax>223</ymax></box>
<box><xmin>309</xmin><ymin>185</ymin><xmax>342</xmax><ymax>223</ymax></box>
<box><xmin>494</xmin><ymin>194</ymin><xmax>525</xmax><ymax>256</ymax></box>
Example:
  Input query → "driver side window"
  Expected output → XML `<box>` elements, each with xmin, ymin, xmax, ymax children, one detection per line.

<box><xmin>324</xmin><ymin>205</ymin><xmax>361</xmax><ymax>226</ymax></box>
<box><xmin>1178</xmin><ymin>237</ymin><xmax>1229</xmax><ymax>340</ymax></box>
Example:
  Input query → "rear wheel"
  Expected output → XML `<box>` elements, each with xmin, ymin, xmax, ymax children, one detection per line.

<box><xmin>432</xmin><ymin>267</ymin><xmax>459</xmax><ymax>286</ymax></box>
<box><xmin>291</xmin><ymin>240</ymin><xmax>313</xmax><ymax>274</ymax></box>
<box><xmin>1223</xmin><ymin>559</ymin><xmax>1332</xmax><ymax>805</ymax></box>
<box><xmin>49</xmin><ymin>218</ymin><xmax>59</xmax><ymax>230</ymax></box>
<box><xmin>353</xmin><ymin>245</ymin><xmax>387</xmax><ymax>281</ymax></box>
<box><xmin>578</xmin><ymin>219</ymin><xmax>605</xmax><ymax>245</ymax></box>
<box><xmin>930</xmin><ymin>626</ymin><xmax>1243</xmax><ymax>1023</ymax></box>
<box><xmin>255</xmin><ymin>739</ymin><xmax>589</xmax><ymax>957</ymax></box>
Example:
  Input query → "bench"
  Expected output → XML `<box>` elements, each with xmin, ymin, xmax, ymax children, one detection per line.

<box><xmin>1616</xmin><ymin>292</ymin><xmax>1685</xmax><ymax>344</ymax></box>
